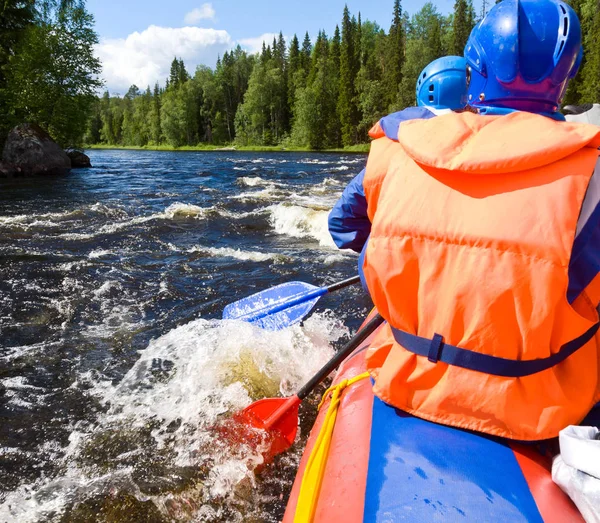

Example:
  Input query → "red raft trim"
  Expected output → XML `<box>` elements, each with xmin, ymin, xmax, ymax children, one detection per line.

<box><xmin>511</xmin><ymin>444</ymin><xmax>583</xmax><ymax>522</ymax></box>
<box><xmin>283</xmin><ymin>339</ymin><xmax>375</xmax><ymax>522</ymax></box>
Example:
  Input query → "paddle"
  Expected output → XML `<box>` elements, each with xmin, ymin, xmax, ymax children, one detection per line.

<box><xmin>232</xmin><ymin>313</ymin><xmax>384</xmax><ymax>458</ymax></box>
<box><xmin>222</xmin><ymin>275</ymin><xmax>361</xmax><ymax>330</ymax></box>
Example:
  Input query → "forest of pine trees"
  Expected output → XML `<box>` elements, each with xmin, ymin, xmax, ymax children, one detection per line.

<box><xmin>86</xmin><ymin>0</ymin><xmax>600</xmax><ymax>150</ymax></box>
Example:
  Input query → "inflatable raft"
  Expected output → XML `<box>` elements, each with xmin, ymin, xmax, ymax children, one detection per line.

<box><xmin>284</xmin><ymin>313</ymin><xmax>583</xmax><ymax>522</ymax></box>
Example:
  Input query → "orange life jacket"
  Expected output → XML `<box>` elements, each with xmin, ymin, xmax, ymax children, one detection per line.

<box><xmin>362</xmin><ymin>111</ymin><xmax>600</xmax><ymax>440</ymax></box>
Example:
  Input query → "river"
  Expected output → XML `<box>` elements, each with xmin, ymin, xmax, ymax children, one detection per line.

<box><xmin>0</xmin><ymin>150</ymin><xmax>372</xmax><ymax>522</ymax></box>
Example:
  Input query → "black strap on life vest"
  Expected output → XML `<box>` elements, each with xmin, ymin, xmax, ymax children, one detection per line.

<box><xmin>391</xmin><ymin>323</ymin><xmax>600</xmax><ymax>378</ymax></box>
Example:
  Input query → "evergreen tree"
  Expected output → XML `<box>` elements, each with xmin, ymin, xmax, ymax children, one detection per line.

<box><xmin>300</xmin><ymin>32</ymin><xmax>312</xmax><ymax>71</ymax></box>
<box><xmin>292</xmin><ymin>28</ymin><xmax>338</xmax><ymax>149</ymax></box>
<box><xmin>276</xmin><ymin>32</ymin><xmax>287</xmax><ymax>66</ymax></box>
<box><xmin>235</xmin><ymin>46</ymin><xmax>286</xmax><ymax>145</ymax></box>
<box><xmin>149</xmin><ymin>83</ymin><xmax>162</xmax><ymax>144</ymax></box>
<box><xmin>169</xmin><ymin>58</ymin><xmax>180</xmax><ymax>87</ymax></box>
<box><xmin>168</xmin><ymin>57</ymin><xmax>189</xmax><ymax>88</ymax></box>
<box><xmin>85</xmin><ymin>97</ymin><xmax>102</xmax><ymax>144</ymax></box>
<box><xmin>329</xmin><ymin>25</ymin><xmax>343</xmax><ymax>147</ymax></box>
<box><xmin>338</xmin><ymin>6</ymin><xmax>361</xmax><ymax>146</ymax></box>
<box><xmin>357</xmin><ymin>21</ymin><xmax>388</xmax><ymax>139</ymax></box>
<box><xmin>288</xmin><ymin>34</ymin><xmax>301</xmax><ymax>115</ymax></box>
<box><xmin>331</xmin><ymin>25</ymin><xmax>341</xmax><ymax>74</ymax></box>
<box><xmin>451</xmin><ymin>0</ymin><xmax>475</xmax><ymax>55</ymax></box>
<box><xmin>309</xmin><ymin>30</ymin><xmax>328</xmax><ymax>84</ymax></box>
<box><xmin>384</xmin><ymin>0</ymin><xmax>405</xmax><ymax>110</ymax></box>
<box><xmin>178</xmin><ymin>58</ymin><xmax>190</xmax><ymax>84</ymax></box>
<box><xmin>356</xmin><ymin>12</ymin><xmax>363</xmax><ymax>66</ymax></box>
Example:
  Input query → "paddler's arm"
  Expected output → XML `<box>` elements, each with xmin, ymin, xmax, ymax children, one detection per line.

<box><xmin>328</xmin><ymin>169</ymin><xmax>371</xmax><ymax>253</ymax></box>
<box><xmin>567</xmin><ymin>161</ymin><xmax>600</xmax><ymax>305</ymax></box>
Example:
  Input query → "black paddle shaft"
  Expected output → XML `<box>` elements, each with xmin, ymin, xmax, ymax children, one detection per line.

<box><xmin>297</xmin><ymin>313</ymin><xmax>385</xmax><ymax>400</ymax></box>
<box><xmin>326</xmin><ymin>275</ymin><xmax>361</xmax><ymax>293</ymax></box>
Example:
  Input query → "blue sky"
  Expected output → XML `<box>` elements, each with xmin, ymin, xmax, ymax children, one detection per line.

<box><xmin>88</xmin><ymin>0</ymin><xmax>483</xmax><ymax>94</ymax></box>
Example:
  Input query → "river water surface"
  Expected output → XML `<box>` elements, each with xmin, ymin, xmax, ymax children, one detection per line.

<box><xmin>0</xmin><ymin>150</ymin><xmax>372</xmax><ymax>522</ymax></box>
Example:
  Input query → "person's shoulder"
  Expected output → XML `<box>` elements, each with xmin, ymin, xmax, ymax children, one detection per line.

<box><xmin>387</xmin><ymin>106</ymin><xmax>436</xmax><ymax>122</ymax></box>
<box><xmin>378</xmin><ymin>107</ymin><xmax>436</xmax><ymax>141</ymax></box>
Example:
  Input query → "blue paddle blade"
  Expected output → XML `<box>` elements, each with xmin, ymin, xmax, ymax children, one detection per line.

<box><xmin>223</xmin><ymin>281</ymin><xmax>324</xmax><ymax>331</ymax></box>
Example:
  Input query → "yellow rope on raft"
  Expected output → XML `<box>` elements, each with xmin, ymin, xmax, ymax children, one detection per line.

<box><xmin>294</xmin><ymin>371</ymin><xmax>371</xmax><ymax>523</ymax></box>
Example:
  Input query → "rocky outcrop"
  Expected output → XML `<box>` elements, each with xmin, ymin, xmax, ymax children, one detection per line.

<box><xmin>66</xmin><ymin>150</ymin><xmax>92</xmax><ymax>168</ymax></box>
<box><xmin>1</xmin><ymin>124</ymin><xmax>71</xmax><ymax>177</ymax></box>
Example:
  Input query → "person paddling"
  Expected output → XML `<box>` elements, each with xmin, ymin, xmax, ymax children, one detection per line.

<box><xmin>335</xmin><ymin>0</ymin><xmax>600</xmax><ymax>441</ymax></box>
<box><xmin>327</xmin><ymin>55</ymin><xmax>467</xmax><ymax>258</ymax></box>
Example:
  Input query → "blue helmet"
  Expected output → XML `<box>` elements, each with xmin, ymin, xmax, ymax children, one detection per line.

<box><xmin>465</xmin><ymin>0</ymin><xmax>583</xmax><ymax>116</ymax></box>
<box><xmin>416</xmin><ymin>56</ymin><xmax>468</xmax><ymax>110</ymax></box>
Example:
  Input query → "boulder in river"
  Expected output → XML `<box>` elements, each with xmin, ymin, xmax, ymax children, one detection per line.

<box><xmin>2</xmin><ymin>123</ymin><xmax>71</xmax><ymax>176</ymax></box>
<box><xmin>66</xmin><ymin>149</ymin><xmax>92</xmax><ymax>168</ymax></box>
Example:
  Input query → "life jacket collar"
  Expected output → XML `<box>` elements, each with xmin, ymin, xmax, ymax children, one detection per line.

<box><xmin>398</xmin><ymin>111</ymin><xmax>600</xmax><ymax>175</ymax></box>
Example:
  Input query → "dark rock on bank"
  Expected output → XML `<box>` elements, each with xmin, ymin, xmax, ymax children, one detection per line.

<box><xmin>2</xmin><ymin>124</ymin><xmax>71</xmax><ymax>176</ymax></box>
<box><xmin>66</xmin><ymin>149</ymin><xmax>92</xmax><ymax>168</ymax></box>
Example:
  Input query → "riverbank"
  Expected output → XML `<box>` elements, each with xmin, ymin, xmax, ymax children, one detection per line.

<box><xmin>86</xmin><ymin>143</ymin><xmax>371</xmax><ymax>154</ymax></box>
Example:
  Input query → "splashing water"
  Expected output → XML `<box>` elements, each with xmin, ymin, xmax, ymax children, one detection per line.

<box><xmin>0</xmin><ymin>314</ymin><xmax>347</xmax><ymax>522</ymax></box>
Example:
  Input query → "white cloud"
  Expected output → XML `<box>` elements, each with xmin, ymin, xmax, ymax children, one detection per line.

<box><xmin>238</xmin><ymin>33</ymin><xmax>280</xmax><ymax>55</ymax></box>
<box><xmin>95</xmin><ymin>25</ymin><xmax>232</xmax><ymax>94</ymax></box>
<box><xmin>184</xmin><ymin>4</ymin><xmax>216</xmax><ymax>25</ymax></box>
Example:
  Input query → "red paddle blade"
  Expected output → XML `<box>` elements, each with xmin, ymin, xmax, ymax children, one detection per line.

<box><xmin>239</xmin><ymin>395</ymin><xmax>301</xmax><ymax>445</ymax></box>
<box><xmin>216</xmin><ymin>395</ymin><xmax>301</xmax><ymax>462</ymax></box>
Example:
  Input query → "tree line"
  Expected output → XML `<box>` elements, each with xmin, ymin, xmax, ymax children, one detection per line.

<box><xmin>0</xmin><ymin>0</ymin><xmax>101</xmax><ymax>148</ymax></box>
<box><xmin>87</xmin><ymin>0</ymin><xmax>480</xmax><ymax>150</ymax></box>
<box><xmin>1</xmin><ymin>0</ymin><xmax>599</xmax><ymax>151</ymax></box>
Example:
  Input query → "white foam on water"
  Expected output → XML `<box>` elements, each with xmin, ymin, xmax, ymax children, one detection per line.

<box><xmin>299</xmin><ymin>159</ymin><xmax>333</xmax><ymax>165</ymax></box>
<box><xmin>92</xmin><ymin>280</ymin><xmax>123</xmax><ymax>298</ymax></box>
<box><xmin>331</xmin><ymin>165</ymin><xmax>349</xmax><ymax>172</ymax></box>
<box><xmin>322</xmin><ymin>253</ymin><xmax>355</xmax><ymax>265</ymax></box>
<box><xmin>1</xmin><ymin>376</ymin><xmax>52</xmax><ymax>409</ymax></box>
<box><xmin>0</xmin><ymin>210</ymin><xmax>75</xmax><ymax>227</ymax></box>
<box><xmin>187</xmin><ymin>246</ymin><xmax>288</xmax><ymax>263</ymax></box>
<box><xmin>0</xmin><ymin>341</ymin><xmax>59</xmax><ymax>364</ymax></box>
<box><xmin>161</xmin><ymin>203</ymin><xmax>208</xmax><ymax>219</ymax></box>
<box><xmin>288</xmin><ymin>192</ymin><xmax>338</xmax><ymax>209</ymax></box>
<box><xmin>248</xmin><ymin>158</ymin><xmax>288</xmax><ymax>164</ymax></box>
<box><xmin>0</xmin><ymin>204</ymin><xmax>126</xmax><ymax>232</ymax></box>
<box><xmin>236</xmin><ymin>176</ymin><xmax>269</xmax><ymax>187</ymax></box>
<box><xmin>229</xmin><ymin>185</ymin><xmax>282</xmax><ymax>201</ymax></box>
<box><xmin>58</xmin><ymin>203</ymin><xmax>214</xmax><ymax>241</ymax></box>
<box><xmin>0</xmin><ymin>313</ymin><xmax>347</xmax><ymax>521</ymax></box>
<box><xmin>267</xmin><ymin>204</ymin><xmax>337</xmax><ymax>248</ymax></box>
<box><xmin>83</xmin><ymin>284</ymin><xmax>148</xmax><ymax>339</ymax></box>
<box><xmin>88</xmin><ymin>249</ymin><xmax>114</xmax><ymax>259</ymax></box>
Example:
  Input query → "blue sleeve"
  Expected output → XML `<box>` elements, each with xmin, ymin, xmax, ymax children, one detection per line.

<box><xmin>568</xmin><ymin>202</ymin><xmax>600</xmax><ymax>303</ymax></box>
<box><xmin>380</xmin><ymin>107</ymin><xmax>436</xmax><ymax>141</ymax></box>
<box><xmin>358</xmin><ymin>238</ymin><xmax>369</xmax><ymax>292</ymax></box>
<box><xmin>328</xmin><ymin>169</ymin><xmax>371</xmax><ymax>253</ymax></box>
<box><xmin>567</xmin><ymin>162</ymin><xmax>600</xmax><ymax>304</ymax></box>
